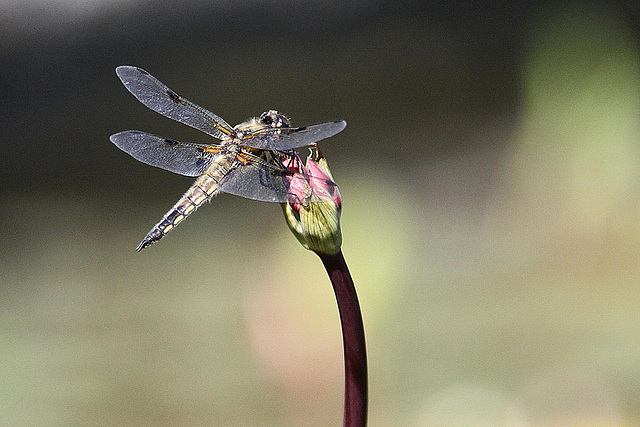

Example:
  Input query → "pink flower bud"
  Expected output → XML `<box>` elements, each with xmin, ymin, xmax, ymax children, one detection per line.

<box><xmin>281</xmin><ymin>150</ymin><xmax>342</xmax><ymax>255</ymax></box>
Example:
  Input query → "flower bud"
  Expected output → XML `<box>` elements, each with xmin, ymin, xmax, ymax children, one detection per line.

<box><xmin>281</xmin><ymin>149</ymin><xmax>342</xmax><ymax>255</ymax></box>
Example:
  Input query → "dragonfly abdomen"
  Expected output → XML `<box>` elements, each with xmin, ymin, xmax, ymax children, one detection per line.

<box><xmin>135</xmin><ymin>156</ymin><xmax>234</xmax><ymax>251</ymax></box>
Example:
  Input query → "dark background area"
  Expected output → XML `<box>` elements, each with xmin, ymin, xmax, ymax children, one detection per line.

<box><xmin>2</xmin><ymin>1</ymin><xmax>640</xmax><ymax>425</ymax></box>
<box><xmin>1</xmin><ymin>1</ymin><xmax>543</xmax><ymax>194</ymax></box>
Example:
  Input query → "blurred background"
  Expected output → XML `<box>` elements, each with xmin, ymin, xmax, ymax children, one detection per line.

<box><xmin>2</xmin><ymin>0</ymin><xmax>640</xmax><ymax>425</ymax></box>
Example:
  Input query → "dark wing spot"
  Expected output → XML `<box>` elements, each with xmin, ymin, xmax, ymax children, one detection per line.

<box><xmin>296</xmin><ymin>126</ymin><xmax>307</xmax><ymax>131</ymax></box>
<box><xmin>195</xmin><ymin>157</ymin><xmax>207</xmax><ymax>169</ymax></box>
<box><xmin>166</xmin><ymin>89</ymin><xmax>182</xmax><ymax>103</ymax></box>
<box><xmin>164</xmin><ymin>138</ymin><xmax>179</xmax><ymax>146</ymax></box>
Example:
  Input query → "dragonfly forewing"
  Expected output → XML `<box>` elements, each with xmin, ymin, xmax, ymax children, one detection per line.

<box><xmin>115</xmin><ymin>66</ymin><xmax>235</xmax><ymax>140</ymax></box>
<box><xmin>239</xmin><ymin>120</ymin><xmax>347</xmax><ymax>150</ymax></box>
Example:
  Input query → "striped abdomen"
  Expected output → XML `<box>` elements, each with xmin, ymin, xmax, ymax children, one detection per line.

<box><xmin>136</xmin><ymin>155</ymin><xmax>235</xmax><ymax>251</ymax></box>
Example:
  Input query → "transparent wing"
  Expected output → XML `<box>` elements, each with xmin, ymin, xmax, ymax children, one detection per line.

<box><xmin>115</xmin><ymin>66</ymin><xmax>235</xmax><ymax>140</ymax></box>
<box><xmin>219</xmin><ymin>155</ymin><xmax>340</xmax><ymax>203</ymax></box>
<box><xmin>239</xmin><ymin>120</ymin><xmax>347</xmax><ymax>150</ymax></box>
<box><xmin>110</xmin><ymin>130</ymin><xmax>217</xmax><ymax>177</ymax></box>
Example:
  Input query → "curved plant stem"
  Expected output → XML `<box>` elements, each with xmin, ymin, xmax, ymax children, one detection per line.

<box><xmin>317</xmin><ymin>250</ymin><xmax>368</xmax><ymax>427</ymax></box>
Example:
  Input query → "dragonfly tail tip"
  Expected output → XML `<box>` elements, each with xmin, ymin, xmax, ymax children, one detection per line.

<box><xmin>135</xmin><ymin>240</ymin><xmax>148</xmax><ymax>252</ymax></box>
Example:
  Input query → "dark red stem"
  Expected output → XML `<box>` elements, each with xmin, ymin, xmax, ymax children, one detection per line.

<box><xmin>317</xmin><ymin>250</ymin><xmax>368</xmax><ymax>427</ymax></box>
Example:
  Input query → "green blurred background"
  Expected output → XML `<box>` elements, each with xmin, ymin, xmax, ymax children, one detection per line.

<box><xmin>2</xmin><ymin>1</ymin><xmax>640</xmax><ymax>425</ymax></box>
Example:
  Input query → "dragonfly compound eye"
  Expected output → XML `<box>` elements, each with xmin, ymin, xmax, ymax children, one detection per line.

<box><xmin>260</xmin><ymin>111</ymin><xmax>273</xmax><ymax>126</ymax></box>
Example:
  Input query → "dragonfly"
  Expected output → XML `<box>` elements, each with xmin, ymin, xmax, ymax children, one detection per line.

<box><xmin>110</xmin><ymin>66</ymin><xmax>346</xmax><ymax>251</ymax></box>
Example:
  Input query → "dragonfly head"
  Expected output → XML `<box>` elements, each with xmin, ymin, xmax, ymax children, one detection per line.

<box><xmin>260</xmin><ymin>110</ymin><xmax>290</xmax><ymax>128</ymax></box>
